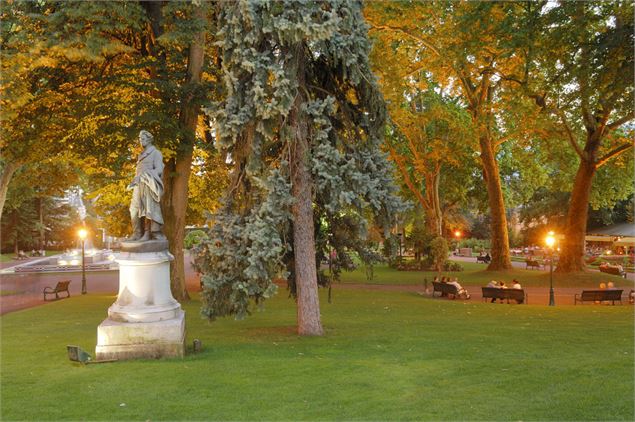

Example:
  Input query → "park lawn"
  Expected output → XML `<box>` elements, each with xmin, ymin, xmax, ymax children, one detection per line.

<box><xmin>0</xmin><ymin>250</ymin><xmax>61</xmax><ymax>263</ymax></box>
<box><xmin>1</xmin><ymin>290</ymin><xmax>633</xmax><ymax>421</ymax></box>
<box><xmin>0</xmin><ymin>290</ymin><xmax>24</xmax><ymax>296</ymax></box>
<box><xmin>338</xmin><ymin>261</ymin><xmax>633</xmax><ymax>289</ymax></box>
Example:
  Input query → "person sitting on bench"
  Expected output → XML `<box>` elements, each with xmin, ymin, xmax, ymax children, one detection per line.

<box><xmin>487</xmin><ymin>280</ymin><xmax>500</xmax><ymax>303</ymax></box>
<box><xmin>439</xmin><ymin>276</ymin><xmax>448</xmax><ymax>296</ymax></box>
<box><xmin>448</xmin><ymin>277</ymin><xmax>470</xmax><ymax>299</ymax></box>
<box><xmin>511</xmin><ymin>279</ymin><xmax>524</xmax><ymax>304</ymax></box>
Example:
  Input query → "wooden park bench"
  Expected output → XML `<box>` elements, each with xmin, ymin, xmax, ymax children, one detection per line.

<box><xmin>525</xmin><ymin>259</ymin><xmax>542</xmax><ymax>270</ymax></box>
<box><xmin>481</xmin><ymin>287</ymin><xmax>527</xmax><ymax>304</ymax></box>
<box><xmin>432</xmin><ymin>281</ymin><xmax>459</xmax><ymax>299</ymax></box>
<box><xmin>43</xmin><ymin>280</ymin><xmax>71</xmax><ymax>301</ymax></box>
<box><xmin>476</xmin><ymin>255</ymin><xmax>490</xmax><ymax>264</ymax></box>
<box><xmin>599</xmin><ymin>265</ymin><xmax>627</xmax><ymax>279</ymax></box>
<box><xmin>574</xmin><ymin>289</ymin><xmax>623</xmax><ymax>305</ymax></box>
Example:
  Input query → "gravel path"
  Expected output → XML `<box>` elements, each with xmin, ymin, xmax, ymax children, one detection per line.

<box><xmin>2</xmin><ymin>253</ymin><xmax>633</xmax><ymax>315</ymax></box>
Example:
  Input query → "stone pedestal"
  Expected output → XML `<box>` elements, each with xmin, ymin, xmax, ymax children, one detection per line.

<box><xmin>96</xmin><ymin>240</ymin><xmax>185</xmax><ymax>360</ymax></box>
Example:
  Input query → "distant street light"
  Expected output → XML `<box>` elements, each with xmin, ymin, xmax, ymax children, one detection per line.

<box><xmin>78</xmin><ymin>228</ymin><xmax>88</xmax><ymax>295</ymax></box>
<box><xmin>454</xmin><ymin>230</ymin><xmax>462</xmax><ymax>249</ymax></box>
<box><xmin>545</xmin><ymin>231</ymin><xmax>556</xmax><ymax>306</ymax></box>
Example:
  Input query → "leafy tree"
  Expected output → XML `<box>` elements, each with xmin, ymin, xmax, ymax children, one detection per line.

<box><xmin>525</xmin><ymin>2</ymin><xmax>634</xmax><ymax>272</ymax></box>
<box><xmin>378</xmin><ymin>82</ymin><xmax>476</xmax><ymax>236</ymax></box>
<box><xmin>0</xmin><ymin>160</ymin><xmax>80</xmax><ymax>254</ymax></box>
<box><xmin>186</xmin><ymin>146</ymin><xmax>230</xmax><ymax>226</ymax></box>
<box><xmin>4</xmin><ymin>1</ymin><xmax>219</xmax><ymax>300</ymax></box>
<box><xmin>194</xmin><ymin>0</ymin><xmax>403</xmax><ymax>335</ymax></box>
<box><xmin>0</xmin><ymin>1</ymin><xmax>84</xmax><ymax>220</ymax></box>
<box><xmin>367</xmin><ymin>2</ymin><xmax>547</xmax><ymax>270</ymax></box>
<box><xmin>588</xmin><ymin>194</ymin><xmax>634</xmax><ymax>229</ymax></box>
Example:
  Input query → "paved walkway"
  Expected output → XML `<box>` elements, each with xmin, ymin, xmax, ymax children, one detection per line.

<box><xmin>331</xmin><ymin>283</ymin><xmax>631</xmax><ymax>306</ymax></box>
<box><xmin>0</xmin><ymin>253</ymin><xmax>202</xmax><ymax>315</ymax></box>
<box><xmin>452</xmin><ymin>255</ymin><xmax>635</xmax><ymax>281</ymax></box>
<box><xmin>2</xmin><ymin>254</ymin><xmax>633</xmax><ymax>315</ymax></box>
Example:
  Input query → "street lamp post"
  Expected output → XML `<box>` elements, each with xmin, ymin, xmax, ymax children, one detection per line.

<box><xmin>454</xmin><ymin>230</ymin><xmax>462</xmax><ymax>252</ymax></box>
<box><xmin>78</xmin><ymin>228</ymin><xmax>88</xmax><ymax>295</ymax></box>
<box><xmin>546</xmin><ymin>231</ymin><xmax>556</xmax><ymax>306</ymax></box>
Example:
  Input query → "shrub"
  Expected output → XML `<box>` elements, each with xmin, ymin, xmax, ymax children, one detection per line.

<box><xmin>184</xmin><ymin>230</ymin><xmax>208</xmax><ymax>249</ymax></box>
<box><xmin>396</xmin><ymin>260</ymin><xmax>427</xmax><ymax>271</ymax></box>
<box><xmin>443</xmin><ymin>261</ymin><xmax>464</xmax><ymax>272</ymax></box>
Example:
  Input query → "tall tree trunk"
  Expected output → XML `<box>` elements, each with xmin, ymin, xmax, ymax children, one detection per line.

<box><xmin>290</xmin><ymin>45</ymin><xmax>323</xmax><ymax>336</ymax></box>
<box><xmin>163</xmin><ymin>5</ymin><xmax>206</xmax><ymax>302</ymax></box>
<box><xmin>479</xmin><ymin>135</ymin><xmax>512</xmax><ymax>270</ymax></box>
<box><xmin>163</xmin><ymin>148</ymin><xmax>193</xmax><ymax>302</ymax></box>
<box><xmin>13</xmin><ymin>212</ymin><xmax>19</xmax><ymax>256</ymax></box>
<box><xmin>556</xmin><ymin>158</ymin><xmax>596</xmax><ymax>273</ymax></box>
<box><xmin>38</xmin><ymin>196</ymin><xmax>45</xmax><ymax>251</ymax></box>
<box><xmin>431</xmin><ymin>170</ymin><xmax>442</xmax><ymax>236</ymax></box>
<box><xmin>421</xmin><ymin>170</ymin><xmax>442</xmax><ymax>236</ymax></box>
<box><xmin>0</xmin><ymin>161</ymin><xmax>20</xmax><ymax>222</ymax></box>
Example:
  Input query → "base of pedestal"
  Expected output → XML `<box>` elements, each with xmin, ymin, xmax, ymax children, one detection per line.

<box><xmin>96</xmin><ymin>310</ymin><xmax>185</xmax><ymax>360</ymax></box>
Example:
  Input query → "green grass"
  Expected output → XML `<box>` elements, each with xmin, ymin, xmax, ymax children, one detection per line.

<box><xmin>1</xmin><ymin>290</ymin><xmax>633</xmax><ymax>420</ymax></box>
<box><xmin>339</xmin><ymin>261</ymin><xmax>634</xmax><ymax>289</ymax></box>
<box><xmin>1</xmin><ymin>250</ymin><xmax>61</xmax><ymax>263</ymax></box>
<box><xmin>0</xmin><ymin>290</ymin><xmax>24</xmax><ymax>296</ymax></box>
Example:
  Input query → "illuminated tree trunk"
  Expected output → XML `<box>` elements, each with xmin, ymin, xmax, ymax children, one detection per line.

<box><xmin>479</xmin><ymin>135</ymin><xmax>512</xmax><ymax>270</ymax></box>
<box><xmin>0</xmin><ymin>161</ymin><xmax>20</xmax><ymax>222</ymax></box>
<box><xmin>38</xmin><ymin>196</ymin><xmax>45</xmax><ymax>251</ymax></box>
<box><xmin>557</xmin><ymin>158</ymin><xmax>595</xmax><ymax>272</ymax></box>
<box><xmin>163</xmin><ymin>6</ymin><xmax>206</xmax><ymax>302</ymax></box>
<box><xmin>424</xmin><ymin>171</ymin><xmax>442</xmax><ymax>236</ymax></box>
<box><xmin>290</xmin><ymin>47</ymin><xmax>323</xmax><ymax>336</ymax></box>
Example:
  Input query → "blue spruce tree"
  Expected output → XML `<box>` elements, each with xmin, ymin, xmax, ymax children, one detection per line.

<box><xmin>195</xmin><ymin>0</ymin><xmax>404</xmax><ymax>335</ymax></box>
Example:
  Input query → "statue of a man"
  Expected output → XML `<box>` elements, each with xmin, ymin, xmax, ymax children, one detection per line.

<box><xmin>127</xmin><ymin>130</ymin><xmax>166</xmax><ymax>241</ymax></box>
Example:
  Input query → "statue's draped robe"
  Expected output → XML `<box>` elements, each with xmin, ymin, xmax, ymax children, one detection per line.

<box><xmin>130</xmin><ymin>145</ymin><xmax>164</xmax><ymax>224</ymax></box>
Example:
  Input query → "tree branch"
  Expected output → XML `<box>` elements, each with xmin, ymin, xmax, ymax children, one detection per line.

<box><xmin>595</xmin><ymin>142</ymin><xmax>634</xmax><ymax>169</ymax></box>
<box><xmin>607</xmin><ymin>112</ymin><xmax>635</xmax><ymax>130</ymax></box>
<box><xmin>385</xmin><ymin>143</ymin><xmax>429</xmax><ymax>209</ymax></box>
<box><xmin>556</xmin><ymin>109</ymin><xmax>585</xmax><ymax>160</ymax></box>
<box><xmin>391</xmin><ymin>119</ymin><xmax>423</xmax><ymax>163</ymax></box>
<box><xmin>369</xmin><ymin>24</ymin><xmax>441</xmax><ymax>57</ymax></box>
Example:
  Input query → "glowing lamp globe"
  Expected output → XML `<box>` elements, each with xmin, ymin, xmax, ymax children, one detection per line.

<box><xmin>545</xmin><ymin>231</ymin><xmax>555</xmax><ymax>248</ymax></box>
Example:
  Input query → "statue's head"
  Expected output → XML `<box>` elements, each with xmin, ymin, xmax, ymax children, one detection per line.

<box><xmin>139</xmin><ymin>130</ymin><xmax>154</xmax><ymax>147</ymax></box>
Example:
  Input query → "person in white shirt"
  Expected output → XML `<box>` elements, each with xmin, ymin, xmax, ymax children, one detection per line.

<box><xmin>486</xmin><ymin>280</ymin><xmax>499</xmax><ymax>302</ymax></box>
<box><xmin>511</xmin><ymin>279</ymin><xmax>523</xmax><ymax>304</ymax></box>
<box><xmin>448</xmin><ymin>277</ymin><xmax>470</xmax><ymax>300</ymax></box>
